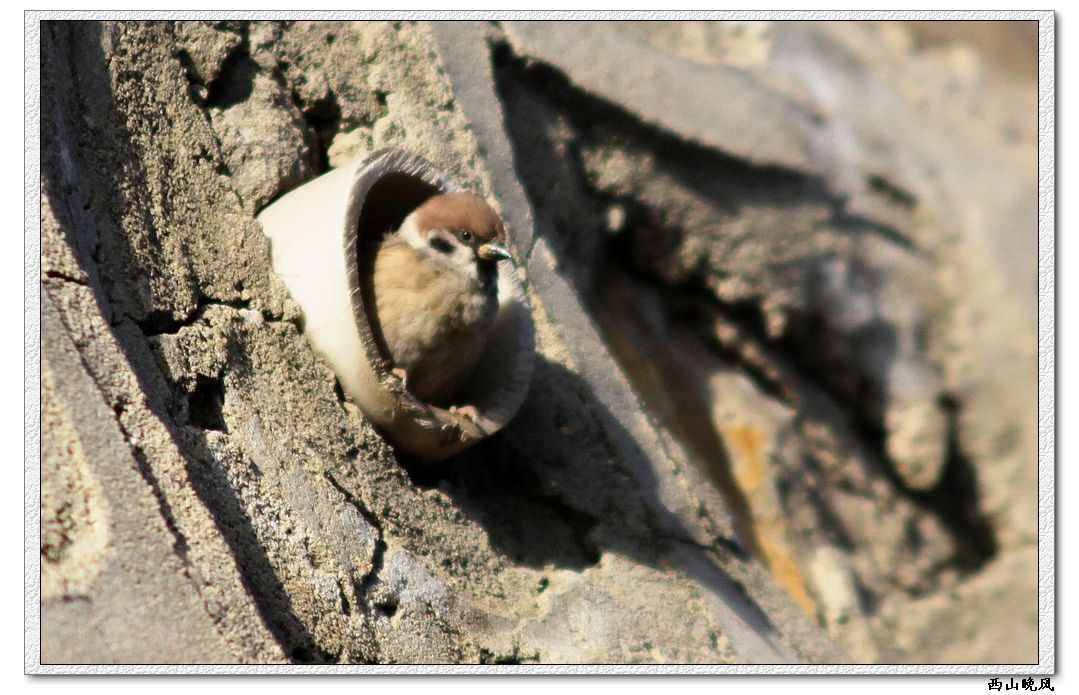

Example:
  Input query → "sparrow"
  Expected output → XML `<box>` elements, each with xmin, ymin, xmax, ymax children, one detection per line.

<box><xmin>372</xmin><ymin>192</ymin><xmax>513</xmax><ymax>409</ymax></box>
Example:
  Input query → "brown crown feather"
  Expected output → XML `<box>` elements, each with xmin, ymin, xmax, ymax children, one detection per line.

<box><xmin>411</xmin><ymin>193</ymin><xmax>504</xmax><ymax>243</ymax></box>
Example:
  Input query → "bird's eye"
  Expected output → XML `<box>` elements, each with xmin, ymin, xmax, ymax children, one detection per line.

<box><xmin>460</xmin><ymin>230</ymin><xmax>473</xmax><ymax>242</ymax></box>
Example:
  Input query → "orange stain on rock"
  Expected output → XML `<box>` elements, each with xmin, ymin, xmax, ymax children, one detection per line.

<box><xmin>726</xmin><ymin>424</ymin><xmax>766</xmax><ymax>493</ymax></box>
<box><xmin>759</xmin><ymin>534</ymin><xmax>818</xmax><ymax>618</ymax></box>
<box><xmin>723</xmin><ymin>423</ymin><xmax>817</xmax><ymax>619</ymax></box>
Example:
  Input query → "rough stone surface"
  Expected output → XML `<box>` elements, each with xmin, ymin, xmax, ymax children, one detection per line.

<box><xmin>502</xmin><ymin>21</ymin><xmax>823</xmax><ymax>174</ymax></box>
<box><xmin>37</xmin><ymin>19</ymin><xmax>1037</xmax><ymax>666</ymax></box>
<box><xmin>41</xmin><ymin>292</ymin><xmax>281</xmax><ymax>664</ymax></box>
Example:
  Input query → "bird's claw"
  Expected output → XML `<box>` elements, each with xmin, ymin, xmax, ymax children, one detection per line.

<box><xmin>449</xmin><ymin>404</ymin><xmax>480</xmax><ymax>421</ymax></box>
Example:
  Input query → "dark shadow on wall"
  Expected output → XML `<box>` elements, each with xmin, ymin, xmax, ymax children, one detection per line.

<box><xmin>487</xmin><ymin>33</ymin><xmax>998</xmax><ymax>582</ymax></box>
<box><xmin>40</xmin><ymin>20</ymin><xmax>335</xmax><ymax>664</ymax></box>
<box><xmin>404</xmin><ymin>352</ymin><xmax>784</xmax><ymax>653</ymax></box>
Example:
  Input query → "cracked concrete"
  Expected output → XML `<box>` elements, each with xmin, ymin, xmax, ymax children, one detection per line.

<box><xmin>487</xmin><ymin>20</ymin><xmax>1037</xmax><ymax>664</ymax></box>
<box><xmin>38</xmin><ymin>19</ymin><xmax>1037</xmax><ymax>666</ymax></box>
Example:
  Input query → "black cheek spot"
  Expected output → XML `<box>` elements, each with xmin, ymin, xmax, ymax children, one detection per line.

<box><xmin>429</xmin><ymin>237</ymin><xmax>454</xmax><ymax>255</ymax></box>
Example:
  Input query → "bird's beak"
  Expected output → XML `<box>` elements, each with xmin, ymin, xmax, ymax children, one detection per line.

<box><xmin>477</xmin><ymin>242</ymin><xmax>513</xmax><ymax>262</ymax></box>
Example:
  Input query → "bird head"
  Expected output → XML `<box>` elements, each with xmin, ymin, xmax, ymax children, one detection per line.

<box><xmin>398</xmin><ymin>193</ymin><xmax>513</xmax><ymax>279</ymax></box>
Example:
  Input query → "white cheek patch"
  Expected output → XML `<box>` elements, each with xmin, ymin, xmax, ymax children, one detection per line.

<box><xmin>398</xmin><ymin>216</ymin><xmax>426</xmax><ymax>248</ymax></box>
<box><xmin>453</xmin><ymin>244</ymin><xmax>480</xmax><ymax>280</ymax></box>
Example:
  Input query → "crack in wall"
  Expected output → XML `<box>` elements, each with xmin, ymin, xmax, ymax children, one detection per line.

<box><xmin>489</xmin><ymin>33</ymin><xmax>998</xmax><ymax>619</ymax></box>
<box><xmin>43</xmin><ymin>270</ymin><xmax>90</xmax><ymax>287</ymax></box>
<box><xmin>134</xmin><ymin>295</ymin><xmax>253</xmax><ymax>336</ymax></box>
<box><xmin>322</xmin><ymin>470</ymin><xmax>387</xmax><ymax>596</ymax></box>
<box><xmin>110</xmin><ymin>398</ymin><xmax>192</xmax><ymax>561</ymax></box>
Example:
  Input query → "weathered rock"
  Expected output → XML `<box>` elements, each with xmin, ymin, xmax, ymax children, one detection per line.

<box><xmin>502</xmin><ymin>21</ymin><xmax>822</xmax><ymax>174</ymax></box>
<box><xmin>173</xmin><ymin>21</ymin><xmax>244</xmax><ymax>89</ymax></box>
<box><xmin>41</xmin><ymin>293</ymin><xmax>278</xmax><ymax>664</ymax></box>
<box><xmin>36</xmin><ymin>19</ymin><xmax>1037</xmax><ymax>667</ymax></box>
<box><xmin>493</xmin><ymin>19</ymin><xmax>1037</xmax><ymax>664</ymax></box>
<box><xmin>207</xmin><ymin>62</ymin><xmax>317</xmax><ymax>214</ymax></box>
